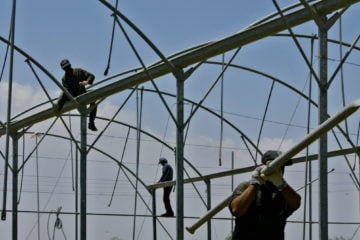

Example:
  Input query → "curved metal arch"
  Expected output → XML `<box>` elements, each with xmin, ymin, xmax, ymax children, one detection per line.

<box><xmin>4</xmin><ymin>48</ymin><xmax>357</xmax><ymax>167</ymax></box>
<box><xmin>138</xmin><ymin>89</ymin><xmax>262</xmax><ymax>157</ymax></box>
<box><xmin>0</xmin><ymin>36</ymin><xmax>79</xmax><ymax>106</ymax></box>
<box><xmin>21</xmin><ymin>131</ymin><xmax>175</xmax><ymax>239</ymax></box>
<box><xmin>204</xmin><ymin>61</ymin><xmax>318</xmax><ymax>107</ymax></box>
<box><xmin>20</xmin><ymin>131</ymin><xmax>148</xmax><ymax>190</ymax></box>
<box><xmin>0</xmin><ymin>29</ymin><xmax>357</xmax><ymax>164</ymax></box>
<box><xmin>274</xmin><ymin>33</ymin><xmax>360</xmax><ymax>52</ymax></box>
<box><xmin>203</xmin><ymin>60</ymin><xmax>360</xmax><ymax>156</ymax></box>
<box><xmin>98</xmin><ymin>0</ymin><xmax>179</xmax><ymax>76</ymax></box>
<box><xmin>84</xmin><ymin>115</ymin><xmax>205</xmax><ymax>180</ymax></box>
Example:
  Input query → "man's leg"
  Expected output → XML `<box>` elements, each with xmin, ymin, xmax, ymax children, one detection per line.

<box><xmin>53</xmin><ymin>92</ymin><xmax>67</xmax><ymax>115</ymax></box>
<box><xmin>88</xmin><ymin>102</ymin><xmax>98</xmax><ymax>131</ymax></box>
<box><xmin>163</xmin><ymin>186</ymin><xmax>174</xmax><ymax>216</ymax></box>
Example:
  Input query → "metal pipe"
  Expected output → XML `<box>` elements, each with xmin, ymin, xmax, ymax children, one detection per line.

<box><xmin>186</xmin><ymin>195</ymin><xmax>233</xmax><ymax>234</ymax></box>
<box><xmin>262</xmin><ymin>99</ymin><xmax>360</xmax><ymax>175</ymax></box>
<box><xmin>186</xmin><ymin>99</ymin><xmax>360</xmax><ymax>234</ymax></box>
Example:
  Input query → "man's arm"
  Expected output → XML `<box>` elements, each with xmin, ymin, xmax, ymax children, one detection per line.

<box><xmin>229</xmin><ymin>166</ymin><xmax>265</xmax><ymax>217</ymax></box>
<box><xmin>79</xmin><ymin>69</ymin><xmax>95</xmax><ymax>86</ymax></box>
<box><xmin>262</xmin><ymin>169</ymin><xmax>301</xmax><ymax>211</ymax></box>
<box><xmin>281</xmin><ymin>185</ymin><xmax>301</xmax><ymax>210</ymax></box>
<box><xmin>229</xmin><ymin>184</ymin><xmax>258</xmax><ymax>217</ymax></box>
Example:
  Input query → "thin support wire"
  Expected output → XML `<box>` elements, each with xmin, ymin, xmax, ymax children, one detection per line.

<box><xmin>87</xmin><ymin>88</ymin><xmax>136</xmax><ymax>153</ymax></box>
<box><xmin>255</xmin><ymin>80</ymin><xmax>275</xmax><ymax>159</ymax></box>
<box><xmin>338</xmin><ymin>17</ymin><xmax>349</xmax><ymax>136</ymax></box>
<box><xmin>113</xmin><ymin>16</ymin><xmax>177</xmax><ymax>124</ymax></box>
<box><xmin>17</xmin><ymin>129</ymin><xmax>26</xmax><ymax>203</ymax></box>
<box><xmin>278</xmin><ymin>74</ymin><xmax>310</xmax><ymax>150</ymax></box>
<box><xmin>241</xmin><ymin>136</ymin><xmax>257</xmax><ymax>165</ymax></box>
<box><xmin>31</xmin><ymin>133</ymin><xmax>42</xmax><ymax>240</ymax></box>
<box><xmin>184</xmin><ymin>47</ymin><xmax>242</xmax><ymax>127</ymax></box>
<box><xmin>18</xmin><ymin>118</ymin><xmax>58</xmax><ymax>172</ymax></box>
<box><xmin>219</xmin><ymin>53</ymin><xmax>225</xmax><ymax>166</ymax></box>
<box><xmin>302</xmin><ymin>35</ymin><xmax>315</xmax><ymax>240</ymax></box>
<box><xmin>24</xmin><ymin>130</ymin><xmax>75</xmax><ymax>240</ymax></box>
<box><xmin>272</xmin><ymin>0</ymin><xmax>320</xmax><ymax>86</ymax></box>
<box><xmin>132</xmin><ymin>87</ymin><xmax>143</xmax><ymax>240</ymax></box>
<box><xmin>104</xmin><ymin>0</ymin><xmax>119</xmax><ymax>76</ymax></box>
<box><xmin>331</xmin><ymin>129</ymin><xmax>360</xmax><ymax>189</ymax></box>
<box><xmin>327</xmin><ymin>33</ymin><xmax>360</xmax><ymax>88</ymax></box>
<box><xmin>0</xmin><ymin>25</ymin><xmax>11</xmax><ymax>83</ymax></box>
<box><xmin>108</xmin><ymin>127</ymin><xmax>131</xmax><ymax>207</ymax></box>
<box><xmin>69</xmin><ymin>113</ymin><xmax>75</xmax><ymax>191</ymax></box>
<box><xmin>350</xmin><ymin>224</ymin><xmax>360</xmax><ymax>240</ymax></box>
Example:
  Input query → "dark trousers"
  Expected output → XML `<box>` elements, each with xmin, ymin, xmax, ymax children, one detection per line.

<box><xmin>89</xmin><ymin>102</ymin><xmax>97</xmax><ymax>124</ymax></box>
<box><xmin>57</xmin><ymin>93</ymin><xmax>97</xmax><ymax>123</ymax></box>
<box><xmin>163</xmin><ymin>186</ymin><xmax>173</xmax><ymax>214</ymax></box>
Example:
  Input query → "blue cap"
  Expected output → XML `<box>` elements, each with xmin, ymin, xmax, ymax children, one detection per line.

<box><xmin>158</xmin><ymin>157</ymin><xmax>167</xmax><ymax>164</ymax></box>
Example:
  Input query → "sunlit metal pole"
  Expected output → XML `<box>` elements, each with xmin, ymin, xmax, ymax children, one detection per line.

<box><xmin>80</xmin><ymin>106</ymin><xmax>87</xmax><ymax>240</ymax></box>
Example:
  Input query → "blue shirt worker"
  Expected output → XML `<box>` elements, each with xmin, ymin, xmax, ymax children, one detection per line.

<box><xmin>158</xmin><ymin>157</ymin><xmax>174</xmax><ymax>217</ymax></box>
<box><xmin>229</xmin><ymin>150</ymin><xmax>301</xmax><ymax>240</ymax></box>
<box><xmin>55</xmin><ymin>59</ymin><xmax>98</xmax><ymax>131</ymax></box>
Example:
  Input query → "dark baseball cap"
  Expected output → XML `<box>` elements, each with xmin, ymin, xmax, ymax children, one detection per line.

<box><xmin>261</xmin><ymin>150</ymin><xmax>292</xmax><ymax>166</ymax></box>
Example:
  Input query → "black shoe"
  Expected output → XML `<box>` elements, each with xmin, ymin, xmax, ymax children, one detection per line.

<box><xmin>88</xmin><ymin>122</ymin><xmax>98</xmax><ymax>131</ymax></box>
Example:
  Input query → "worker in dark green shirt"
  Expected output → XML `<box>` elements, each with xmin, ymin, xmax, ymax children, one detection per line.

<box><xmin>55</xmin><ymin>59</ymin><xmax>98</xmax><ymax>131</ymax></box>
<box><xmin>229</xmin><ymin>150</ymin><xmax>301</xmax><ymax>240</ymax></box>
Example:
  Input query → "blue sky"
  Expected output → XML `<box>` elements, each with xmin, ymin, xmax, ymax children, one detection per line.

<box><xmin>0</xmin><ymin>1</ymin><xmax>360</xmax><ymax>239</ymax></box>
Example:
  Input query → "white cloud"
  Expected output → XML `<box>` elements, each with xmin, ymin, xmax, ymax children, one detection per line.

<box><xmin>258</xmin><ymin>136</ymin><xmax>296</xmax><ymax>153</ymax></box>
<box><xmin>0</xmin><ymin>82</ymin><xmax>58</xmax><ymax>119</ymax></box>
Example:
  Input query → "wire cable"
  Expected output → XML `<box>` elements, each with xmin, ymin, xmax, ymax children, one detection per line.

<box><xmin>0</xmin><ymin>23</ymin><xmax>11</xmax><ymax>83</ymax></box>
<box><xmin>302</xmin><ymin>35</ymin><xmax>315</xmax><ymax>240</ymax></box>
<box><xmin>108</xmin><ymin>127</ymin><xmax>131</xmax><ymax>207</ymax></box>
<box><xmin>103</xmin><ymin>0</ymin><xmax>119</xmax><ymax>76</ymax></box>
<box><xmin>255</xmin><ymin>80</ymin><xmax>275</xmax><ymax>160</ymax></box>
<box><xmin>17</xmin><ymin>129</ymin><xmax>26</xmax><ymax>203</ymax></box>
<box><xmin>132</xmin><ymin>87</ymin><xmax>143</xmax><ymax>240</ymax></box>
<box><xmin>219</xmin><ymin>53</ymin><xmax>225</xmax><ymax>166</ymax></box>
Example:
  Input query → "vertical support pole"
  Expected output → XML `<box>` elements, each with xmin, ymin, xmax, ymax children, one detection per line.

<box><xmin>318</xmin><ymin>16</ymin><xmax>328</xmax><ymax>240</ymax></box>
<box><xmin>206</xmin><ymin>180</ymin><xmax>211</xmax><ymax>240</ymax></box>
<box><xmin>2</xmin><ymin>0</ymin><xmax>17</xmax><ymax>222</ymax></box>
<box><xmin>75</xmin><ymin>147</ymin><xmax>79</xmax><ymax>240</ymax></box>
<box><xmin>152</xmin><ymin>190</ymin><xmax>157</xmax><ymax>240</ymax></box>
<box><xmin>12</xmin><ymin>133</ymin><xmax>18</xmax><ymax>240</ymax></box>
<box><xmin>80</xmin><ymin>106</ymin><xmax>87</xmax><ymax>240</ymax></box>
<box><xmin>231</xmin><ymin>152</ymin><xmax>234</xmax><ymax>233</ymax></box>
<box><xmin>176</xmin><ymin>73</ymin><xmax>185</xmax><ymax>240</ymax></box>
